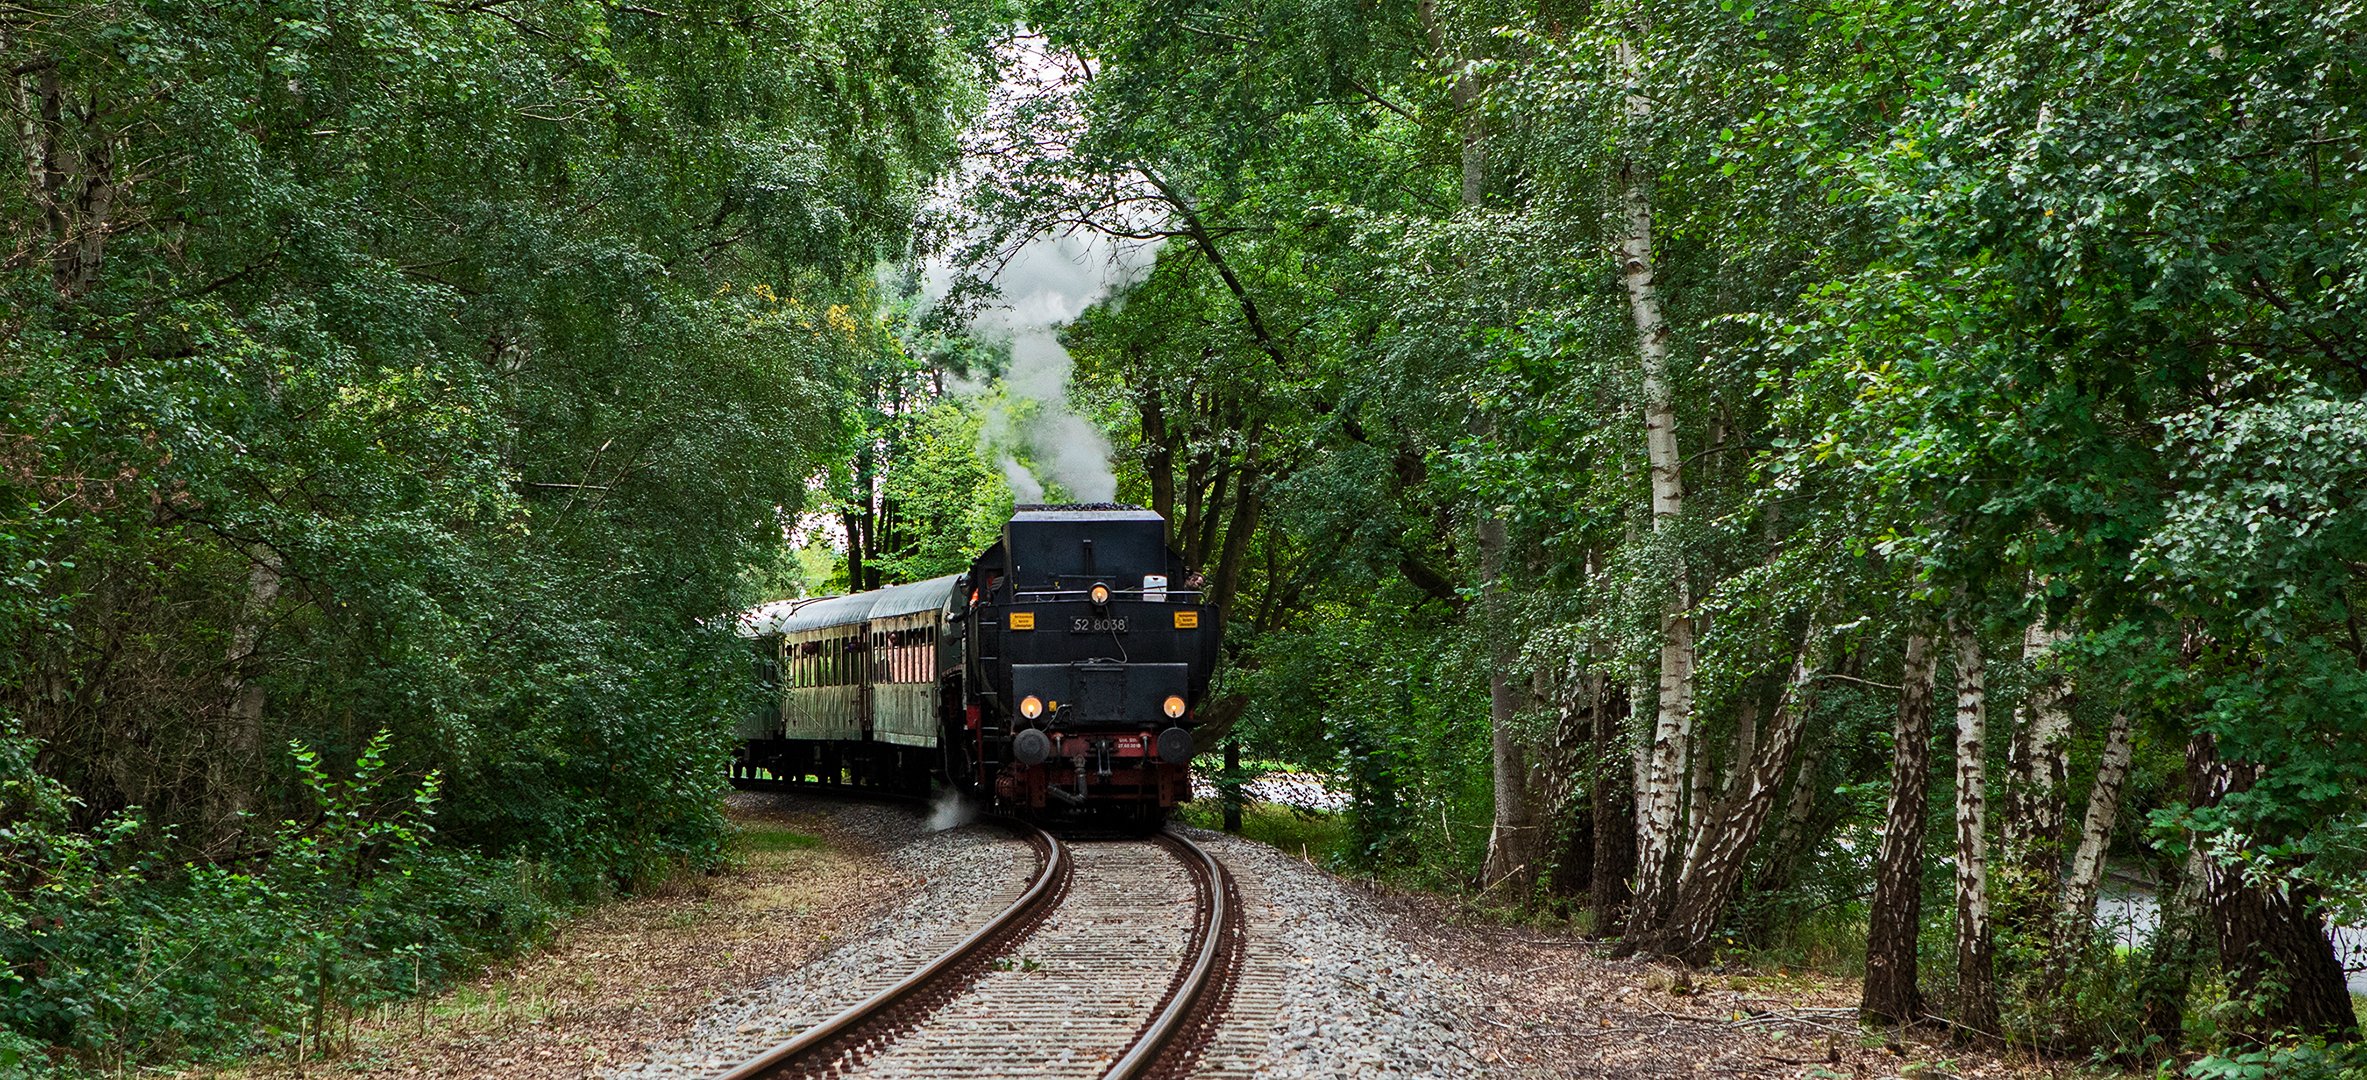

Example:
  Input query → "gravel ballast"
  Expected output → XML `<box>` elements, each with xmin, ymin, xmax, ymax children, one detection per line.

<box><xmin>609</xmin><ymin>799</ymin><xmax>1485</xmax><ymax>1080</ymax></box>
<box><xmin>615</xmin><ymin>795</ymin><xmax>2036</xmax><ymax>1080</ymax></box>
<box><xmin>610</xmin><ymin>795</ymin><xmax>1037</xmax><ymax>1078</ymax></box>
<box><xmin>1180</xmin><ymin>828</ymin><xmax>1486</xmax><ymax>1080</ymax></box>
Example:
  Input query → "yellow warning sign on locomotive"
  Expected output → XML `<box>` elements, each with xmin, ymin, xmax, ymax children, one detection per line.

<box><xmin>1173</xmin><ymin>611</ymin><xmax>1199</xmax><ymax>629</ymax></box>
<box><xmin>1009</xmin><ymin>612</ymin><xmax>1036</xmax><ymax>630</ymax></box>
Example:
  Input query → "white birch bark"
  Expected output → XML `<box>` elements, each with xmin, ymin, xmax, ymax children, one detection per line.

<box><xmin>1617</xmin><ymin>29</ymin><xmax>1695</xmax><ymax>934</ymax></box>
<box><xmin>1649</xmin><ymin>624</ymin><xmax>1821</xmax><ymax>960</ymax></box>
<box><xmin>2059</xmin><ymin>708</ymin><xmax>2135</xmax><ymax>939</ymax></box>
<box><xmin>1952</xmin><ymin>624</ymin><xmax>1998</xmax><ymax>1034</ymax></box>
<box><xmin>2005</xmin><ymin>618</ymin><xmax>2073</xmax><ymax>884</ymax></box>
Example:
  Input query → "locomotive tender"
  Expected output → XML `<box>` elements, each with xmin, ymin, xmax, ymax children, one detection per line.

<box><xmin>732</xmin><ymin>504</ymin><xmax>1221</xmax><ymax>823</ymax></box>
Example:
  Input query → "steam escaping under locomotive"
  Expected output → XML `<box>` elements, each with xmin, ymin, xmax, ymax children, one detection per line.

<box><xmin>731</xmin><ymin>504</ymin><xmax>1221</xmax><ymax>826</ymax></box>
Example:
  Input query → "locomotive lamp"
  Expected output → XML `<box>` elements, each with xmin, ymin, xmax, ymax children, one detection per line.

<box><xmin>731</xmin><ymin>503</ymin><xmax>1221</xmax><ymax>824</ymax></box>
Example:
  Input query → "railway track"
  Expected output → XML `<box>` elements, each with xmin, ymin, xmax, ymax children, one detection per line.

<box><xmin>715</xmin><ymin>817</ymin><xmax>1240</xmax><ymax>1080</ymax></box>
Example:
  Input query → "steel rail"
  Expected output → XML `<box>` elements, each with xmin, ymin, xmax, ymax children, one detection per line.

<box><xmin>713</xmin><ymin>818</ymin><xmax>1067</xmax><ymax>1080</ymax></box>
<box><xmin>1100</xmin><ymin>830</ymin><xmax>1231</xmax><ymax>1080</ymax></box>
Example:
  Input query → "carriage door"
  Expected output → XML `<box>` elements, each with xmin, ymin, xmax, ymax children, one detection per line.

<box><xmin>858</xmin><ymin>620</ymin><xmax>876</xmax><ymax>740</ymax></box>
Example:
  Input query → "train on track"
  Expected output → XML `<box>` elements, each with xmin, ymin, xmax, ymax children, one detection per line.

<box><xmin>731</xmin><ymin>504</ymin><xmax>1222</xmax><ymax>827</ymax></box>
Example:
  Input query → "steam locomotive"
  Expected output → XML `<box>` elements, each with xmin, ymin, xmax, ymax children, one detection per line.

<box><xmin>731</xmin><ymin>504</ymin><xmax>1221</xmax><ymax>824</ymax></box>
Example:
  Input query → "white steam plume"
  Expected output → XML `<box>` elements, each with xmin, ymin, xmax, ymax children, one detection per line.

<box><xmin>915</xmin><ymin>29</ymin><xmax>1161</xmax><ymax>504</ymax></box>
<box><xmin>927</xmin><ymin>788</ymin><xmax>979</xmax><ymax>831</ymax></box>
<box><xmin>935</xmin><ymin>230</ymin><xmax>1153</xmax><ymax>505</ymax></box>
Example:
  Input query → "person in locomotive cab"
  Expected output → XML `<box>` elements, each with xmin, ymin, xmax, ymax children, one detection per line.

<box><xmin>964</xmin><ymin>505</ymin><xmax>1221</xmax><ymax>824</ymax></box>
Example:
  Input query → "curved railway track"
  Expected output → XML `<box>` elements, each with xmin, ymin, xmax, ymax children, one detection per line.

<box><xmin>715</xmin><ymin>814</ymin><xmax>1239</xmax><ymax>1080</ymax></box>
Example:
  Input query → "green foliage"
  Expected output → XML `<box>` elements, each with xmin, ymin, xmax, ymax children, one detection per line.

<box><xmin>4</xmin><ymin>0</ymin><xmax>2360</xmax><ymax>1066</ymax></box>
<box><xmin>871</xmin><ymin>402</ymin><xmax>1018</xmax><ymax>582</ymax></box>
<box><xmin>1222</xmin><ymin>598</ymin><xmax>1494</xmax><ymax>878</ymax></box>
<box><xmin>1</xmin><ymin>0</ymin><xmax>998</xmax><ymax>1068</ymax></box>
<box><xmin>2186</xmin><ymin>1039</ymin><xmax>2367</xmax><ymax>1080</ymax></box>
<box><xmin>962</xmin><ymin>0</ymin><xmax>2367</xmax><ymax>1060</ymax></box>
<box><xmin>1</xmin><ymin>725</ymin><xmax>546</xmax><ymax>1070</ymax></box>
<box><xmin>1174</xmin><ymin>799</ymin><xmax>1353</xmax><ymax>867</ymax></box>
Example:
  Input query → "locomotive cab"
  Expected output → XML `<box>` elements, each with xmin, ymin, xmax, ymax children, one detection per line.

<box><xmin>963</xmin><ymin>506</ymin><xmax>1220</xmax><ymax>818</ymax></box>
<box><xmin>731</xmin><ymin>504</ymin><xmax>1221</xmax><ymax>828</ymax></box>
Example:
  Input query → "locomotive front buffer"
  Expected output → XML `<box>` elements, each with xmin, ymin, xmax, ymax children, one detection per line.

<box><xmin>1000</xmin><ymin>659</ymin><xmax>1197</xmax><ymax>808</ymax></box>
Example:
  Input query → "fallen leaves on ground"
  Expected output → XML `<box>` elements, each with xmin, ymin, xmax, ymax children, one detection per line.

<box><xmin>189</xmin><ymin>800</ymin><xmax>917</xmax><ymax>1080</ymax></box>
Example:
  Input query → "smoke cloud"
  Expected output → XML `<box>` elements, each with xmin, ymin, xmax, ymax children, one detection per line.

<box><xmin>943</xmin><ymin>231</ymin><xmax>1154</xmax><ymax>505</ymax></box>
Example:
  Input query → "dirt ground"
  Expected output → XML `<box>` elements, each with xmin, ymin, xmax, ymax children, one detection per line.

<box><xmin>185</xmin><ymin>797</ymin><xmax>2088</xmax><ymax>1080</ymax></box>
<box><xmin>195</xmin><ymin>799</ymin><xmax>920</xmax><ymax>1079</ymax></box>
<box><xmin>1376</xmin><ymin>889</ymin><xmax>2077</xmax><ymax>1080</ymax></box>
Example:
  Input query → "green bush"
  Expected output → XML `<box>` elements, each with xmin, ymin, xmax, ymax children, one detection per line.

<box><xmin>2185</xmin><ymin>1039</ymin><xmax>2367</xmax><ymax>1080</ymax></box>
<box><xmin>0</xmin><ymin>725</ymin><xmax>552</xmax><ymax>1073</ymax></box>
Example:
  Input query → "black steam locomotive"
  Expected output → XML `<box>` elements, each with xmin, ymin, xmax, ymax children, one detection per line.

<box><xmin>731</xmin><ymin>505</ymin><xmax>1221</xmax><ymax>824</ymax></box>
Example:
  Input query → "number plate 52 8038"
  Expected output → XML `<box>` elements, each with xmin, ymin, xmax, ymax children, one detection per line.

<box><xmin>1071</xmin><ymin>617</ymin><xmax>1127</xmax><ymax>633</ymax></box>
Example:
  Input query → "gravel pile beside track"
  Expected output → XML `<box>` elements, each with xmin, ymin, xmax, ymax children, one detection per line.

<box><xmin>611</xmin><ymin>798</ymin><xmax>1035</xmax><ymax>1078</ymax></box>
<box><xmin>1180</xmin><ymin>828</ymin><xmax>1485</xmax><ymax>1080</ymax></box>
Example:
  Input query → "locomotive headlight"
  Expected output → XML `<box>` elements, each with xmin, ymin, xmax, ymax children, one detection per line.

<box><xmin>1088</xmin><ymin>582</ymin><xmax>1111</xmax><ymax>607</ymax></box>
<box><xmin>1020</xmin><ymin>695</ymin><xmax>1045</xmax><ymax>720</ymax></box>
<box><xmin>1163</xmin><ymin>694</ymin><xmax>1187</xmax><ymax>719</ymax></box>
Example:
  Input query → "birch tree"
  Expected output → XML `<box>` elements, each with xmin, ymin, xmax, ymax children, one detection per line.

<box><xmin>1615</xmin><ymin>25</ymin><xmax>1696</xmax><ymax>938</ymax></box>
<box><xmin>1862</xmin><ymin>632</ymin><xmax>1939</xmax><ymax>1025</ymax></box>
<box><xmin>2001</xmin><ymin>617</ymin><xmax>2073</xmax><ymax>906</ymax></box>
<box><xmin>2048</xmin><ymin>706</ymin><xmax>2133</xmax><ymax>984</ymax></box>
<box><xmin>1951</xmin><ymin>626</ymin><xmax>1998</xmax><ymax>1039</ymax></box>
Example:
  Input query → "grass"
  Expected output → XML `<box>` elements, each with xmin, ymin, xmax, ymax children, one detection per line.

<box><xmin>1734</xmin><ymin>906</ymin><xmax>1872</xmax><ymax>978</ymax></box>
<box><xmin>1176</xmin><ymin>798</ymin><xmax>1352</xmax><ymax>864</ymax></box>
<box><xmin>192</xmin><ymin>811</ymin><xmax>867</xmax><ymax>1077</ymax></box>
<box><xmin>736</xmin><ymin>822</ymin><xmax>823</xmax><ymax>854</ymax></box>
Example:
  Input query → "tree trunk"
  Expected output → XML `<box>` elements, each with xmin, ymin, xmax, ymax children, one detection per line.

<box><xmin>1209</xmin><ymin>448</ymin><xmax>1261</xmax><ymax>619</ymax></box>
<box><xmin>1862</xmin><ymin>632</ymin><xmax>1939</xmax><ymax>1025</ymax></box>
<box><xmin>1591</xmin><ymin>681</ymin><xmax>1636</xmax><ymax>934</ymax></box>
<box><xmin>2137</xmin><ymin>844</ymin><xmax>2207</xmax><ymax>1062</ymax></box>
<box><xmin>2056</xmin><ymin>708</ymin><xmax>2135</xmax><ymax>948</ymax></box>
<box><xmin>1546</xmin><ymin>657</ymin><xmax>1601</xmax><ymax>898</ymax></box>
<box><xmin>1479</xmin><ymin>515</ymin><xmax>1542</xmax><ymax>892</ymax></box>
<box><xmin>18</xmin><ymin>62</ymin><xmax>119</xmax><ymax>298</ymax></box>
<box><xmin>1644</xmin><ymin>623</ymin><xmax>1821</xmax><ymax>962</ymax></box>
<box><xmin>2002</xmin><ymin>618</ymin><xmax>2072</xmax><ymax>909</ymax></box>
<box><xmin>217</xmin><ymin>544</ymin><xmax>283</xmax><ymax>826</ymax></box>
<box><xmin>1140</xmin><ymin>388</ymin><xmax>1177</xmax><ymax>542</ymax></box>
<box><xmin>1771</xmin><ymin>714</ymin><xmax>1823</xmax><ymax>852</ymax></box>
<box><xmin>1677</xmin><ymin>715</ymin><xmax>1717</xmax><ymax>882</ymax></box>
<box><xmin>1950</xmin><ymin>625</ymin><xmax>1999</xmax><ymax>1040</ymax></box>
<box><xmin>1617</xmin><ymin>32</ymin><xmax>1694</xmax><ymax>943</ymax></box>
<box><xmin>2189</xmin><ymin>734</ymin><xmax>2361</xmax><ymax>1042</ymax></box>
<box><xmin>1222</xmin><ymin>739</ymin><xmax>1242</xmax><ymax>833</ymax></box>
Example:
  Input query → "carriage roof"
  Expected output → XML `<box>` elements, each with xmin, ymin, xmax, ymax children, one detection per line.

<box><xmin>735</xmin><ymin>574</ymin><xmax>962</xmax><ymax>637</ymax></box>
